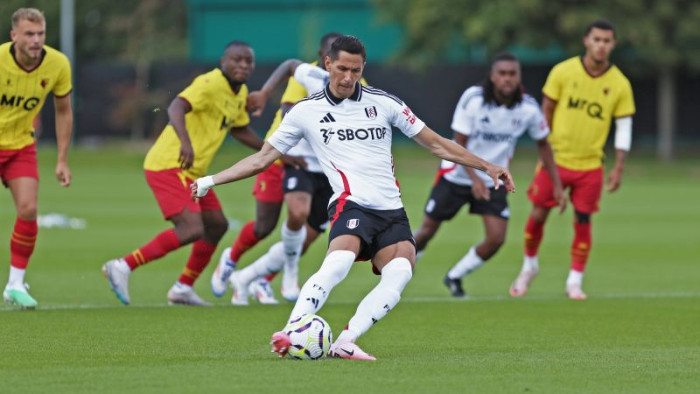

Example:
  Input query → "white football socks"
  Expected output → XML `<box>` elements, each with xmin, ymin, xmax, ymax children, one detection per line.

<box><xmin>7</xmin><ymin>266</ymin><xmax>26</xmax><ymax>289</ymax></box>
<box><xmin>447</xmin><ymin>247</ymin><xmax>484</xmax><ymax>279</ymax></box>
<box><xmin>281</xmin><ymin>221</ymin><xmax>306</xmax><ymax>289</ymax></box>
<box><xmin>523</xmin><ymin>255</ymin><xmax>539</xmax><ymax>272</ymax></box>
<box><xmin>336</xmin><ymin>257</ymin><xmax>413</xmax><ymax>344</ymax></box>
<box><xmin>566</xmin><ymin>269</ymin><xmax>584</xmax><ymax>286</ymax></box>
<box><xmin>235</xmin><ymin>242</ymin><xmax>286</xmax><ymax>289</ymax></box>
<box><xmin>288</xmin><ymin>250</ymin><xmax>355</xmax><ymax>321</ymax></box>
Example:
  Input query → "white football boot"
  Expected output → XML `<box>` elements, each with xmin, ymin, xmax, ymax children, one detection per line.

<box><xmin>167</xmin><ymin>282</ymin><xmax>212</xmax><ymax>306</ymax></box>
<box><xmin>248</xmin><ymin>278</ymin><xmax>279</xmax><ymax>305</ymax></box>
<box><xmin>211</xmin><ymin>247</ymin><xmax>236</xmax><ymax>297</ymax></box>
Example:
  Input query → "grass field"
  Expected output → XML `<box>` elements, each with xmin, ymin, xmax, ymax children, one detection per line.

<box><xmin>1</xmin><ymin>143</ymin><xmax>699</xmax><ymax>393</ymax></box>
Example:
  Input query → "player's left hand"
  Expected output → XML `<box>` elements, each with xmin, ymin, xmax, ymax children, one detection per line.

<box><xmin>606</xmin><ymin>167</ymin><xmax>623</xmax><ymax>193</ymax></box>
<box><xmin>55</xmin><ymin>161</ymin><xmax>71</xmax><ymax>187</ymax></box>
<box><xmin>486</xmin><ymin>164</ymin><xmax>515</xmax><ymax>193</ymax></box>
<box><xmin>247</xmin><ymin>91</ymin><xmax>268</xmax><ymax>117</ymax></box>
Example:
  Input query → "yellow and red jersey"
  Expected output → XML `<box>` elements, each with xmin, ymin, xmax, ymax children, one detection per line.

<box><xmin>0</xmin><ymin>42</ymin><xmax>72</xmax><ymax>150</ymax></box>
<box><xmin>144</xmin><ymin>68</ymin><xmax>250</xmax><ymax>179</ymax></box>
<box><xmin>543</xmin><ymin>56</ymin><xmax>635</xmax><ymax>170</ymax></box>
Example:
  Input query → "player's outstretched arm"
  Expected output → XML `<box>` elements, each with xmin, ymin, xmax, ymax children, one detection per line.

<box><xmin>191</xmin><ymin>142</ymin><xmax>282</xmax><ymax>197</ymax></box>
<box><xmin>413</xmin><ymin>126</ymin><xmax>515</xmax><ymax>192</ymax></box>
<box><xmin>54</xmin><ymin>95</ymin><xmax>73</xmax><ymax>187</ymax></box>
<box><xmin>248</xmin><ymin>59</ymin><xmax>303</xmax><ymax>116</ymax></box>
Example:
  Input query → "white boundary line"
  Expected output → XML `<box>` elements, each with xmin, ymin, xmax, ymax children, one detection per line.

<box><xmin>2</xmin><ymin>291</ymin><xmax>699</xmax><ymax>312</ymax></box>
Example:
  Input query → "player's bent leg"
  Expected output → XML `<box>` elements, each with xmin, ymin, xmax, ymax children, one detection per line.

<box><xmin>332</xmin><ymin>243</ymin><xmax>414</xmax><ymax>360</ymax></box>
<box><xmin>412</xmin><ymin>215</ymin><xmax>442</xmax><ymax>261</ymax></box>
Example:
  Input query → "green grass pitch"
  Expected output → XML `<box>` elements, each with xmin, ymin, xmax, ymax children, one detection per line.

<box><xmin>0</xmin><ymin>143</ymin><xmax>698</xmax><ymax>393</ymax></box>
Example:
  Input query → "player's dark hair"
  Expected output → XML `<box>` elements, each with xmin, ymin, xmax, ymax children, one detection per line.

<box><xmin>482</xmin><ymin>51</ymin><xmax>523</xmax><ymax>108</ymax></box>
<box><xmin>320</xmin><ymin>32</ymin><xmax>342</xmax><ymax>49</ymax></box>
<box><xmin>584</xmin><ymin>20</ymin><xmax>615</xmax><ymax>37</ymax></box>
<box><xmin>328</xmin><ymin>35</ymin><xmax>366</xmax><ymax>62</ymax></box>
<box><xmin>225</xmin><ymin>40</ymin><xmax>251</xmax><ymax>50</ymax></box>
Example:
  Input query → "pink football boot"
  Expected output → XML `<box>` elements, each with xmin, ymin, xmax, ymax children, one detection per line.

<box><xmin>329</xmin><ymin>342</ymin><xmax>376</xmax><ymax>361</ymax></box>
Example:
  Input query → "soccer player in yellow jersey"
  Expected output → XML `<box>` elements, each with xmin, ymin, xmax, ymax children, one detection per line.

<box><xmin>1</xmin><ymin>8</ymin><xmax>73</xmax><ymax>309</ymax></box>
<box><xmin>510</xmin><ymin>20</ymin><xmax>635</xmax><ymax>300</ymax></box>
<box><xmin>102</xmin><ymin>41</ymin><xmax>264</xmax><ymax>306</ymax></box>
<box><xmin>213</xmin><ymin>33</ymin><xmax>341</xmax><ymax>303</ymax></box>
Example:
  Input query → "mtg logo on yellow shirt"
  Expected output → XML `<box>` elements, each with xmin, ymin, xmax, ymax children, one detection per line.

<box><xmin>1</xmin><ymin>94</ymin><xmax>40</xmax><ymax>111</ymax></box>
<box><xmin>567</xmin><ymin>97</ymin><xmax>604</xmax><ymax>120</ymax></box>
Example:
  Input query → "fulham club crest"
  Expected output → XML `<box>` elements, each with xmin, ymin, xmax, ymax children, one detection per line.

<box><xmin>346</xmin><ymin>219</ymin><xmax>360</xmax><ymax>229</ymax></box>
<box><xmin>364</xmin><ymin>106</ymin><xmax>377</xmax><ymax>119</ymax></box>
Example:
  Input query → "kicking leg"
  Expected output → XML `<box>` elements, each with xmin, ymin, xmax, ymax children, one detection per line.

<box><xmin>330</xmin><ymin>240</ymin><xmax>415</xmax><ymax>360</ymax></box>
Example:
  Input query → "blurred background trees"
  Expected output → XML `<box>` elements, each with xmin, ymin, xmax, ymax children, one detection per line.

<box><xmin>374</xmin><ymin>0</ymin><xmax>700</xmax><ymax>160</ymax></box>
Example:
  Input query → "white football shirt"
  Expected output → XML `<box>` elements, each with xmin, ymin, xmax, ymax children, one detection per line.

<box><xmin>441</xmin><ymin>86</ymin><xmax>549</xmax><ymax>187</ymax></box>
<box><xmin>268</xmin><ymin>82</ymin><xmax>425</xmax><ymax>210</ymax></box>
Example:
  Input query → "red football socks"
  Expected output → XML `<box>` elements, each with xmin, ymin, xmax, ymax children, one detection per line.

<box><xmin>524</xmin><ymin>216</ymin><xmax>544</xmax><ymax>257</ymax></box>
<box><xmin>10</xmin><ymin>218</ymin><xmax>37</xmax><ymax>269</ymax></box>
<box><xmin>125</xmin><ymin>228</ymin><xmax>181</xmax><ymax>270</ymax></box>
<box><xmin>230</xmin><ymin>221</ymin><xmax>260</xmax><ymax>262</ymax></box>
<box><xmin>179</xmin><ymin>240</ymin><xmax>217</xmax><ymax>286</ymax></box>
<box><xmin>571</xmin><ymin>221</ymin><xmax>592</xmax><ymax>272</ymax></box>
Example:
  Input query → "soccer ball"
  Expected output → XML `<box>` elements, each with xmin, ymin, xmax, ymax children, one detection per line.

<box><xmin>283</xmin><ymin>314</ymin><xmax>332</xmax><ymax>360</ymax></box>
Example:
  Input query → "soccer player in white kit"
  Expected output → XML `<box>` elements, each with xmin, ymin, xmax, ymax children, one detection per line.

<box><xmin>413</xmin><ymin>52</ymin><xmax>566</xmax><ymax>298</ymax></box>
<box><xmin>191</xmin><ymin>36</ymin><xmax>515</xmax><ymax>360</ymax></box>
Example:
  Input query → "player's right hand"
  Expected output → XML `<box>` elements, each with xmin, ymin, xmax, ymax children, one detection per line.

<box><xmin>471</xmin><ymin>177</ymin><xmax>491</xmax><ymax>201</ymax></box>
<box><xmin>486</xmin><ymin>164</ymin><xmax>515</xmax><ymax>193</ymax></box>
<box><xmin>191</xmin><ymin>176</ymin><xmax>215</xmax><ymax>198</ymax></box>
<box><xmin>179</xmin><ymin>142</ymin><xmax>194</xmax><ymax>169</ymax></box>
<box><xmin>280</xmin><ymin>154</ymin><xmax>307</xmax><ymax>170</ymax></box>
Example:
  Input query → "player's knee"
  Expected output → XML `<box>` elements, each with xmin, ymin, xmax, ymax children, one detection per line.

<box><xmin>287</xmin><ymin>209</ymin><xmax>309</xmax><ymax>229</ymax></box>
<box><xmin>176</xmin><ymin>220</ymin><xmax>205</xmax><ymax>244</ymax></box>
<box><xmin>320</xmin><ymin>250</ymin><xmax>355</xmax><ymax>283</ymax></box>
<box><xmin>575</xmin><ymin>211</ymin><xmax>591</xmax><ymax>224</ymax></box>
<box><xmin>16</xmin><ymin>202</ymin><xmax>37</xmax><ymax>221</ymax></box>
<box><xmin>531</xmin><ymin>206</ymin><xmax>549</xmax><ymax>223</ymax></box>
<box><xmin>206</xmin><ymin>218</ymin><xmax>228</xmax><ymax>241</ymax></box>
